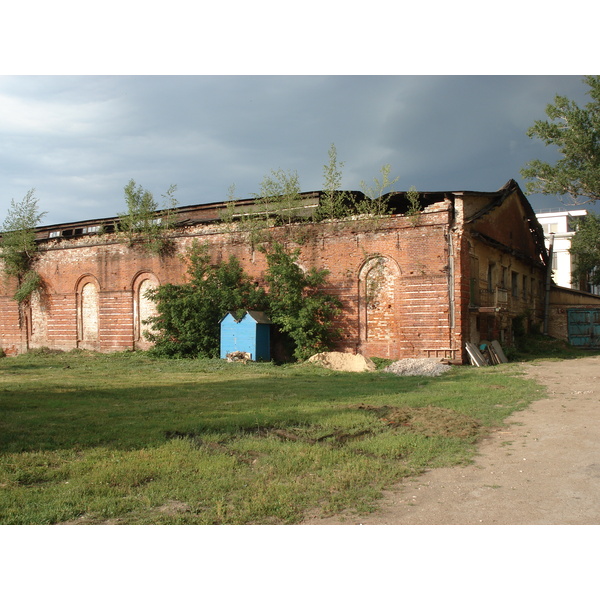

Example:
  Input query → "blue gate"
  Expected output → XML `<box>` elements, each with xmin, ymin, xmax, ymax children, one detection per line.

<box><xmin>567</xmin><ymin>309</ymin><xmax>600</xmax><ymax>347</ymax></box>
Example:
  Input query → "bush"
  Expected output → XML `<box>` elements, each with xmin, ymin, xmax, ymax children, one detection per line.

<box><xmin>261</xmin><ymin>242</ymin><xmax>342</xmax><ymax>361</ymax></box>
<box><xmin>145</xmin><ymin>243</ymin><xmax>268</xmax><ymax>358</ymax></box>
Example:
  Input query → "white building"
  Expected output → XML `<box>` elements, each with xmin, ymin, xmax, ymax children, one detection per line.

<box><xmin>535</xmin><ymin>208</ymin><xmax>599</xmax><ymax>294</ymax></box>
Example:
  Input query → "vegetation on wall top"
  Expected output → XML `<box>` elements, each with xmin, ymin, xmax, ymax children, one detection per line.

<box><xmin>0</xmin><ymin>189</ymin><xmax>47</xmax><ymax>306</ymax></box>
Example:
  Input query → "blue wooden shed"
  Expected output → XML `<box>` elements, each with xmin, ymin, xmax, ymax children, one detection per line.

<box><xmin>220</xmin><ymin>311</ymin><xmax>272</xmax><ymax>361</ymax></box>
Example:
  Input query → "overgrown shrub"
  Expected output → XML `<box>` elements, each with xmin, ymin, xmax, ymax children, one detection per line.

<box><xmin>144</xmin><ymin>243</ymin><xmax>268</xmax><ymax>358</ymax></box>
<box><xmin>145</xmin><ymin>241</ymin><xmax>341</xmax><ymax>362</ymax></box>
<box><xmin>261</xmin><ymin>242</ymin><xmax>342</xmax><ymax>361</ymax></box>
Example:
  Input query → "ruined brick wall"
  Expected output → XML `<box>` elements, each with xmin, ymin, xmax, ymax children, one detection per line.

<box><xmin>1</xmin><ymin>208</ymin><xmax>460</xmax><ymax>360</ymax></box>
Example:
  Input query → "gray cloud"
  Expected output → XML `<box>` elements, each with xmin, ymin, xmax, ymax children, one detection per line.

<box><xmin>0</xmin><ymin>75</ymin><xmax>595</xmax><ymax>227</ymax></box>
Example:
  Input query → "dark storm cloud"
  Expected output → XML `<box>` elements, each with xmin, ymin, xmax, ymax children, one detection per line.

<box><xmin>0</xmin><ymin>75</ymin><xmax>594</xmax><ymax>227</ymax></box>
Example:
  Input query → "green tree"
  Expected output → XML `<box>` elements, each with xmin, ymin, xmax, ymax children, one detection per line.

<box><xmin>118</xmin><ymin>179</ymin><xmax>178</xmax><ymax>254</ymax></box>
<box><xmin>356</xmin><ymin>163</ymin><xmax>399</xmax><ymax>217</ymax></box>
<box><xmin>315</xmin><ymin>143</ymin><xmax>353</xmax><ymax>221</ymax></box>
<box><xmin>521</xmin><ymin>76</ymin><xmax>600</xmax><ymax>205</ymax></box>
<box><xmin>262</xmin><ymin>242</ymin><xmax>341</xmax><ymax>361</ymax></box>
<box><xmin>144</xmin><ymin>243</ymin><xmax>268</xmax><ymax>358</ymax></box>
<box><xmin>405</xmin><ymin>185</ymin><xmax>421</xmax><ymax>226</ymax></box>
<box><xmin>255</xmin><ymin>168</ymin><xmax>304</xmax><ymax>226</ymax></box>
<box><xmin>0</xmin><ymin>189</ymin><xmax>47</xmax><ymax>304</ymax></box>
<box><xmin>570</xmin><ymin>212</ymin><xmax>600</xmax><ymax>288</ymax></box>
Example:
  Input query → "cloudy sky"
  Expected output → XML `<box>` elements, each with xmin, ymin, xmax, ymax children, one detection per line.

<box><xmin>1</xmin><ymin>74</ymin><xmax>596</xmax><ymax>228</ymax></box>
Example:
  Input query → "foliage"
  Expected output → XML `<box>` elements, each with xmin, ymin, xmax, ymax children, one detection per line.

<box><xmin>354</xmin><ymin>164</ymin><xmax>399</xmax><ymax>220</ymax></box>
<box><xmin>0</xmin><ymin>351</ymin><xmax>540</xmax><ymax>524</ymax></box>
<box><xmin>144</xmin><ymin>243</ymin><xmax>268</xmax><ymax>358</ymax></box>
<box><xmin>0</xmin><ymin>189</ymin><xmax>47</xmax><ymax>303</ymax></box>
<box><xmin>12</xmin><ymin>270</ymin><xmax>42</xmax><ymax>304</ymax></box>
<box><xmin>118</xmin><ymin>179</ymin><xmax>178</xmax><ymax>254</ymax></box>
<box><xmin>405</xmin><ymin>185</ymin><xmax>422</xmax><ymax>225</ymax></box>
<box><xmin>261</xmin><ymin>242</ymin><xmax>342</xmax><ymax>361</ymax></box>
<box><xmin>220</xmin><ymin>183</ymin><xmax>241</xmax><ymax>225</ymax></box>
<box><xmin>570</xmin><ymin>211</ymin><xmax>600</xmax><ymax>286</ymax></box>
<box><xmin>521</xmin><ymin>76</ymin><xmax>600</xmax><ymax>205</ymax></box>
<box><xmin>315</xmin><ymin>143</ymin><xmax>354</xmax><ymax>221</ymax></box>
<box><xmin>254</xmin><ymin>168</ymin><xmax>304</xmax><ymax>227</ymax></box>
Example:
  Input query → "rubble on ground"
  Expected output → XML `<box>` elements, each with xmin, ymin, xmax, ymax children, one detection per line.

<box><xmin>226</xmin><ymin>351</ymin><xmax>252</xmax><ymax>363</ymax></box>
<box><xmin>383</xmin><ymin>358</ymin><xmax>452</xmax><ymax>377</ymax></box>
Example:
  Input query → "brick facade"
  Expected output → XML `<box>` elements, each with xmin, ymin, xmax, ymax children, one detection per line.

<box><xmin>1</xmin><ymin>180</ymin><xmax>564</xmax><ymax>362</ymax></box>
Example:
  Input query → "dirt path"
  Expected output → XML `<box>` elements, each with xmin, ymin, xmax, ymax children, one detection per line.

<box><xmin>304</xmin><ymin>355</ymin><xmax>600</xmax><ymax>525</ymax></box>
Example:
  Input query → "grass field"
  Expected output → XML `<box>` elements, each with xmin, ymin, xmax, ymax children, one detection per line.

<box><xmin>0</xmin><ymin>348</ymin><xmax>547</xmax><ymax>524</ymax></box>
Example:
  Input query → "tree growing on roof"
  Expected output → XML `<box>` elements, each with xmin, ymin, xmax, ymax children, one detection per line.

<box><xmin>118</xmin><ymin>179</ymin><xmax>178</xmax><ymax>255</ymax></box>
<box><xmin>315</xmin><ymin>143</ymin><xmax>354</xmax><ymax>221</ymax></box>
<box><xmin>0</xmin><ymin>189</ymin><xmax>47</xmax><ymax>306</ymax></box>
<box><xmin>521</xmin><ymin>76</ymin><xmax>600</xmax><ymax>205</ymax></box>
<box><xmin>255</xmin><ymin>168</ymin><xmax>304</xmax><ymax>227</ymax></box>
<box><xmin>351</xmin><ymin>163</ymin><xmax>400</xmax><ymax>226</ymax></box>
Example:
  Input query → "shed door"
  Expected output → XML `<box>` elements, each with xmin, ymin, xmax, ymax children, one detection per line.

<box><xmin>567</xmin><ymin>309</ymin><xmax>600</xmax><ymax>347</ymax></box>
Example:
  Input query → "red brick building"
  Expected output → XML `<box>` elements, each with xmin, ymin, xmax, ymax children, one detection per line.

<box><xmin>0</xmin><ymin>180</ymin><xmax>558</xmax><ymax>362</ymax></box>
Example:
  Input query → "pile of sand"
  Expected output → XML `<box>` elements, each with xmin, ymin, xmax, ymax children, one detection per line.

<box><xmin>307</xmin><ymin>352</ymin><xmax>376</xmax><ymax>372</ymax></box>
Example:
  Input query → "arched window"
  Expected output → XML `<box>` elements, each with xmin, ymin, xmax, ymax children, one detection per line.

<box><xmin>76</xmin><ymin>276</ymin><xmax>100</xmax><ymax>349</ymax></box>
<box><xmin>132</xmin><ymin>272</ymin><xmax>159</xmax><ymax>349</ymax></box>
<box><xmin>358</xmin><ymin>255</ymin><xmax>401</xmax><ymax>354</ymax></box>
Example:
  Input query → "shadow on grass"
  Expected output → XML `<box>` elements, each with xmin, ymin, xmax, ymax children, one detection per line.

<box><xmin>0</xmin><ymin>370</ymin><xmax>435</xmax><ymax>453</ymax></box>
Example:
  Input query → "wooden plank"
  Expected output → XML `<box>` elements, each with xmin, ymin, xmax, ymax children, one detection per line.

<box><xmin>488</xmin><ymin>345</ymin><xmax>500</xmax><ymax>365</ymax></box>
<box><xmin>491</xmin><ymin>340</ymin><xmax>508</xmax><ymax>363</ymax></box>
<box><xmin>465</xmin><ymin>342</ymin><xmax>487</xmax><ymax>367</ymax></box>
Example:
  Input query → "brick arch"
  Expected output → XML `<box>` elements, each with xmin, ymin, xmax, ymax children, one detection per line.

<box><xmin>358</xmin><ymin>255</ymin><xmax>401</xmax><ymax>357</ymax></box>
<box><xmin>75</xmin><ymin>274</ymin><xmax>100</xmax><ymax>350</ymax></box>
<box><xmin>132</xmin><ymin>271</ymin><xmax>160</xmax><ymax>349</ymax></box>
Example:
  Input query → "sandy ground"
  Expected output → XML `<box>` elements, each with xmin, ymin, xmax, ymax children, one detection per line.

<box><xmin>304</xmin><ymin>355</ymin><xmax>600</xmax><ymax>525</ymax></box>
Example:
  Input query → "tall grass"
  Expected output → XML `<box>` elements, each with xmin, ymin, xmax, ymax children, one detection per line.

<box><xmin>1</xmin><ymin>350</ymin><xmax>541</xmax><ymax>524</ymax></box>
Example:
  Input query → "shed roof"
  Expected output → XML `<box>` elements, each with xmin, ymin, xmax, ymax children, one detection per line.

<box><xmin>220</xmin><ymin>311</ymin><xmax>272</xmax><ymax>324</ymax></box>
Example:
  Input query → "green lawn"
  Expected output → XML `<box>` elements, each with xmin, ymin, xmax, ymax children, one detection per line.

<box><xmin>0</xmin><ymin>350</ymin><xmax>543</xmax><ymax>524</ymax></box>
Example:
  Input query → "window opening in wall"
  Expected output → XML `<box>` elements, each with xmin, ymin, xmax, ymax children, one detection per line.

<box><xmin>487</xmin><ymin>262</ymin><xmax>495</xmax><ymax>292</ymax></box>
<box><xmin>511</xmin><ymin>271</ymin><xmax>519</xmax><ymax>298</ymax></box>
<box><xmin>501</xmin><ymin>266</ymin><xmax>508</xmax><ymax>289</ymax></box>
<box><xmin>470</xmin><ymin>256</ymin><xmax>480</xmax><ymax>305</ymax></box>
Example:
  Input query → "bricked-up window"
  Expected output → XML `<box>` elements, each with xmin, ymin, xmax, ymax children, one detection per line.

<box><xmin>358</xmin><ymin>255</ymin><xmax>400</xmax><ymax>350</ymax></box>
<box><xmin>136</xmin><ymin>278</ymin><xmax>158</xmax><ymax>340</ymax></box>
<box><xmin>511</xmin><ymin>271</ymin><xmax>519</xmax><ymax>298</ymax></box>
<box><xmin>133</xmin><ymin>272</ymin><xmax>160</xmax><ymax>348</ymax></box>
<box><xmin>79</xmin><ymin>280</ymin><xmax>99</xmax><ymax>342</ymax></box>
